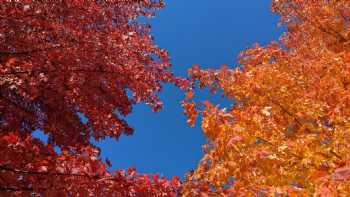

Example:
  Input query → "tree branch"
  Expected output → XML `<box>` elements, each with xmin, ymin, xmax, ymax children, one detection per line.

<box><xmin>0</xmin><ymin>164</ymin><xmax>100</xmax><ymax>180</ymax></box>
<box><xmin>0</xmin><ymin>186</ymin><xmax>34</xmax><ymax>192</ymax></box>
<box><xmin>0</xmin><ymin>45</ymin><xmax>64</xmax><ymax>56</ymax></box>
<box><xmin>0</xmin><ymin>68</ymin><xmax>123</xmax><ymax>77</ymax></box>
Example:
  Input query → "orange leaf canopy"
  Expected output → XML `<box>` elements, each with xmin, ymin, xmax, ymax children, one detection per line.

<box><xmin>182</xmin><ymin>0</ymin><xmax>350</xmax><ymax>196</ymax></box>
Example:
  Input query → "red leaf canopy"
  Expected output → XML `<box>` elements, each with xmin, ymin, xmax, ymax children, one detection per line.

<box><xmin>0</xmin><ymin>1</ymin><xmax>180</xmax><ymax>196</ymax></box>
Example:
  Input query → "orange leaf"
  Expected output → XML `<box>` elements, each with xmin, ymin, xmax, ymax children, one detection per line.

<box><xmin>186</xmin><ymin>91</ymin><xmax>194</xmax><ymax>99</ymax></box>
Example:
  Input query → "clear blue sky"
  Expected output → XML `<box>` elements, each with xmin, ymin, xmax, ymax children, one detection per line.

<box><xmin>95</xmin><ymin>0</ymin><xmax>284</xmax><ymax>179</ymax></box>
<box><xmin>34</xmin><ymin>0</ymin><xmax>284</xmax><ymax>179</ymax></box>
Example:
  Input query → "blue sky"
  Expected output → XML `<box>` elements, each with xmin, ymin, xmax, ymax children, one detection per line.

<box><xmin>95</xmin><ymin>0</ymin><xmax>284</xmax><ymax>179</ymax></box>
<box><xmin>34</xmin><ymin>0</ymin><xmax>284</xmax><ymax>179</ymax></box>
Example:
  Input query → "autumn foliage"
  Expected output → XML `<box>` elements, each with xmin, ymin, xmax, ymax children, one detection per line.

<box><xmin>182</xmin><ymin>0</ymin><xmax>350</xmax><ymax>196</ymax></box>
<box><xmin>2</xmin><ymin>0</ymin><xmax>350</xmax><ymax>196</ymax></box>
<box><xmin>0</xmin><ymin>0</ymin><xmax>180</xmax><ymax>196</ymax></box>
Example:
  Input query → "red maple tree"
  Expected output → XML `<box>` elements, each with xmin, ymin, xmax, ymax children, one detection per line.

<box><xmin>0</xmin><ymin>1</ymin><xmax>181</xmax><ymax>195</ymax></box>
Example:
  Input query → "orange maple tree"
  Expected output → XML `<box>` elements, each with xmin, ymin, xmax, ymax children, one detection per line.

<box><xmin>182</xmin><ymin>0</ymin><xmax>350</xmax><ymax>196</ymax></box>
<box><xmin>0</xmin><ymin>1</ymin><xmax>181</xmax><ymax>196</ymax></box>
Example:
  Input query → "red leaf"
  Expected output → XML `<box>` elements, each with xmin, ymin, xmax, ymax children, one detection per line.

<box><xmin>332</xmin><ymin>166</ymin><xmax>350</xmax><ymax>180</ymax></box>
